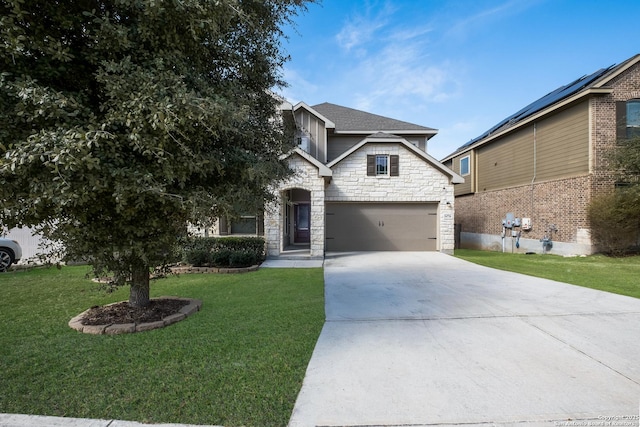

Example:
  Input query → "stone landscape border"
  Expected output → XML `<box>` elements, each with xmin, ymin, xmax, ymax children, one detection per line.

<box><xmin>170</xmin><ymin>265</ymin><xmax>259</xmax><ymax>274</ymax></box>
<box><xmin>69</xmin><ymin>297</ymin><xmax>203</xmax><ymax>335</ymax></box>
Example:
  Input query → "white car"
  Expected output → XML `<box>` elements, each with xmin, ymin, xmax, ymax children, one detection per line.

<box><xmin>0</xmin><ymin>238</ymin><xmax>22</xmax><ymax>271</ymax></box>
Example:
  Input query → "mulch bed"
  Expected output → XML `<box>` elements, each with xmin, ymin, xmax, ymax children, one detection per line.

<box><xmin>82</xmin><ymin>299</ymin><xmax>189</xmax><ymax>325</ymax></box>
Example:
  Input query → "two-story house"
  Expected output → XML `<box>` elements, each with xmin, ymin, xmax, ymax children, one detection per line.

<box><xmin>207</xmin><ymin>101</ymin><xmax>463</xmax><ymax>258</ymax></box>
<box><xmin>442</xmin><ymin>53</ymin><xmax>640</xmax><ymax>256</ymax></box>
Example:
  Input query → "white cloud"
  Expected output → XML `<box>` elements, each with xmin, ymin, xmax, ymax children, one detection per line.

<box><xmin>279</xmin><ymin>67</ymin><xmax>319</xmax><ymax>104</ymax></box>
<box><xmin>348</xmin><ymin>41</ymin><xmax>462</xmax><ymax>113</ymax></box>
<box><xmin>444</xmin><ymin>0</ymin><xmax>543</xmax><ymax>40</ymax></box>
<box><xmin>335</xmin><ymin>24</ymin><xmax>370</xmax><ymax>52</ymax></box>
<box><xmin>387</xmin><ymin>26</ymin><xmax>435</xmax><ymax>43</ymax></box>
<box><xmin>329</xmin><ymin>3</ymin><xmax>463</xmax><ymax>114</ymax></box>
<box><xmin>334</xmin><ymin>1</ymin><xmax>395</xmax><ymax>53</ymax></box>
<box><xmin>331</xmin><ymin>0</ymin><xmax>544</xmax><ymax>110</ymax></box>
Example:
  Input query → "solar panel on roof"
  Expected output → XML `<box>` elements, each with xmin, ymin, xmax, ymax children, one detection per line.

<box><xmin>457</xmin><ymin>64</ymin><xmax>615</xmax><ymax>151</ymax></box>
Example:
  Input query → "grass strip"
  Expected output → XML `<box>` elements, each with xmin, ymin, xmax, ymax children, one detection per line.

<box><xmin>454</xmin><ymin>249</ymin><xmax>640</xmax><ymax>299</ymax></box>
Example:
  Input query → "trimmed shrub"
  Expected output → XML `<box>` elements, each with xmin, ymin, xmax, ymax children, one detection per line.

<box><xmin>182</xmin><ymin>237</ymin><xmax>216</xmax><ymax>266</ymax></box>
<box><xmin>185</xmin><ymin>249</ymin><xmax>212</xmax><ymax>267</ymax></box>
<box><xmin>229</xmin><ymin>250</ymin><xmax>261</xmax><ymax>267</ymax></box>
<box><xmin>211</xmin><ymin>249</ymin><xmax>232</xmax><ymax>267</ymax></box>
<box><xmin>215</xmin><ymin>237</ymin><xmax>265</xmax><ymax>253</ymax></box>
<box><xmin>587</xmin><ymin>190</ymin><xmax>640</xmax><ymax>255</ymax></box>
<box><xmin>183</xmin><ymin>236</ymin><xmax>265</xmax><ymax>267</ymax></box>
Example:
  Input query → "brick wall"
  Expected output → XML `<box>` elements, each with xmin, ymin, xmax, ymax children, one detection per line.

<box><xmin>591</xmin><ymin>60</ymin><xmax>640</xmax><ymax>196</ymax></box>
<box><xmin>455</xmin><ymin>175</ymin><xmax>592</xmax><ymax>244</ymax></box>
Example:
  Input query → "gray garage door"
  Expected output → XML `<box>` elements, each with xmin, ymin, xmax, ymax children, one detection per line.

<box><xmin>325</xmin><ymin>202</ymin><xmax>438</xmax><ymax>251</ymax></box>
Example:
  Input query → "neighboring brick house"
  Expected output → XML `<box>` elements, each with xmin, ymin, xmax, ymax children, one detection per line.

<box><xmin>204</xmin><ymin>102</ymin><xmax>463</xmax><ymax>258</ymax></box>
<box><xmin>442</xmin><ymin>53</ymin><xmax>640</xmax><ymax>256</ymax></box>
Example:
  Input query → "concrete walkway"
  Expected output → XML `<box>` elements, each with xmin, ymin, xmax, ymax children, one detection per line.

<box><xmin>260</xmin><ymin>259</ymin><xmax>324</xmax><ymax>268</ymax></box>
<box><xmin>288</xmin><ymin>252</ymin><xmax>640</xmax><ymax>427</ymax></box>
<box><xmin>0</xmin><ymin>414</ymin><xmax>222</xmax><ymax>427</ymax></box>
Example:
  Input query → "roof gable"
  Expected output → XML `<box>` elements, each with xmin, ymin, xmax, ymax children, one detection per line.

<box><xmin>312</xmin><ymin>102</ymin><xmax>437</xmax><ymax>135</ymax></box>
<box><xmin>281</xmin><ymin>147</ymin><xmax>332</xmax><ymax>177</ymax></box>
<box><xmin>593</xmin><ymin>53</ymin><xmax>640</xmax><ymax>88</ymax></box>
<box><xmin>327</xmin><ymin>133</ymin><xmax>463</xmax><ymax>184</ymax></box>
<box><xmin>293</xmin><ymin>102</ymin><xmax>335</xmax><ymax>129</ymax></box>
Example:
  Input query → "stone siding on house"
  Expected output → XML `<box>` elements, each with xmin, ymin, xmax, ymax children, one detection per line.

<box><xmin>264</xmin><ymin>153</ymin><xmax>326</xmax><ymax>258</ymax></box>
<box><xmin>327</xmin><ymin>143</ymin><xmax>456</xmax><ymax>253</ymax></box>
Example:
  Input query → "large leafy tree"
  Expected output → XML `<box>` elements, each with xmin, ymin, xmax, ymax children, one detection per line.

<box><xmin>0</xmin><ymin>0</ymin><xmax>308</xmax><ymax>306</ymax></box>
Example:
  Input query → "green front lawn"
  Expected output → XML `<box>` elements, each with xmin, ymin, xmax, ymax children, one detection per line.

<box><xmin>0</xmin><ymin>266</ymin><xmax>325</xmax><ymax>427</ymax></box>
<box><xmin>455</xmin><ymin>249</ymin><xmax>640</xmax><ymax>298</ymax></box>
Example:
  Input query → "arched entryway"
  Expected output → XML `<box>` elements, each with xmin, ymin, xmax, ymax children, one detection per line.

<box><xmin>282</xmin><ymin>188</ymin><xmax>311</xmax><ymax>251</ymax></box>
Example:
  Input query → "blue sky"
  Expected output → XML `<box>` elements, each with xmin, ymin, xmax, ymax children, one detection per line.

<box><xmin>279</xmin><ymin>0</ymin><xmax>640</xmax><ymax>160</ymax></box>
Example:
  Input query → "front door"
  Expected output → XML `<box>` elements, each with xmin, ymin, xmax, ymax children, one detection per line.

<box><xmin>294</xmin><ymin>203</ymin><xmax>310</xmax><ymax>244</ymax></box>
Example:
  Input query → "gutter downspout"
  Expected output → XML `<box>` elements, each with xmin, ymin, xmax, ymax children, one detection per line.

<box><xmin>531</xmin><ymin>123</ymin><xmax>537</xmax><ymax>219</ymax></box>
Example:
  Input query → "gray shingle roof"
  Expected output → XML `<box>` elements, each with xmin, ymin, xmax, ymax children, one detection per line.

<box><xmin>367</xmin><ymin>132</ymin><xmax>404</xmax><ymax>139</ymax></box>
<box><xmin>311</xmin><ymin>102</ymin><xmax>436</xmax><ymax>133</ymax></box>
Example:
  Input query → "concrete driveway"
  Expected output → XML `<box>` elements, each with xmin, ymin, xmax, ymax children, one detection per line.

<box><xmin>288</xmin><ymin>252</ymin><xmax>640</xmax><ymax>427</ymax></box>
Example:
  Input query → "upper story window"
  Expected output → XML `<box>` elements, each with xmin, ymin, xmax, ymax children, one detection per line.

<box><xmin>367</xmin><ymin>155</ymin><xmax>399</xmax><ymax>177</ymax></box>
<box><xmin>617</xmin><ymin>99</ymin><xmax>640</xmax><ymax>140</ymax></box>
<box><xmin>296</xmin><ymin>135</ymin><xmax>311</xmax><ymax>153</ymax></box>
<box><xmin>460</xmin><ymin>155</ymin><xmax>470</xmax><ymax>176</ymax></box>
<box><xmin>376</xmin><ymin>155</ymin><xmax>388</xmax><ymax>175</ymax></box>
<box><xmin>627</xmin><ymin>100</ymin><xmax>640</xmax><ymax>138</ymax></box>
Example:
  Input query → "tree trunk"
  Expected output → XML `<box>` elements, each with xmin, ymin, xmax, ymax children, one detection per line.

<box><xmin>129</xmin><ymin>266</ymin><xmax>151</xmax><ymax>308</ymax></box>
